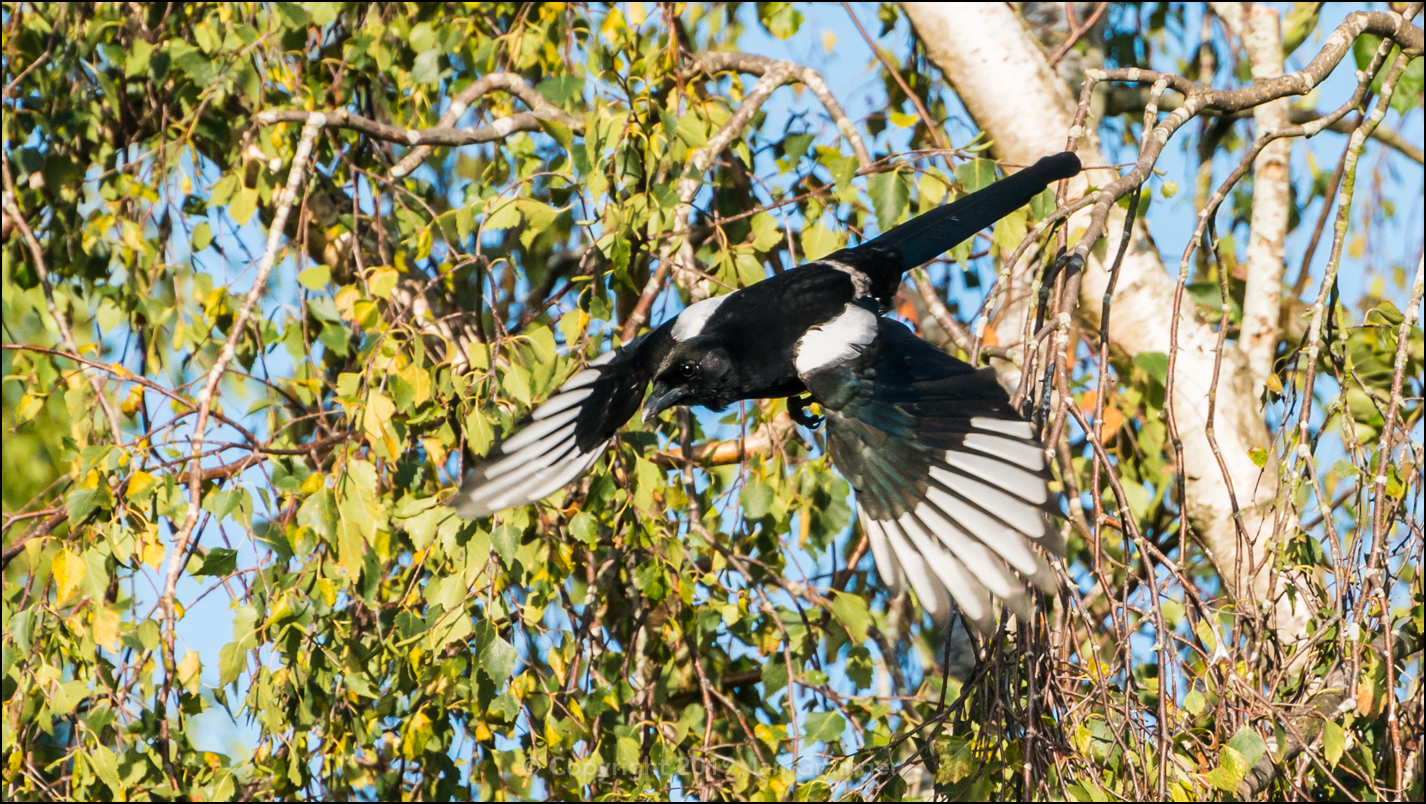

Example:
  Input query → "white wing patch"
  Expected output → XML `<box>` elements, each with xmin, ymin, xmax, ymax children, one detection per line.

<box><xmin>794</xmin><ymin>303</ymin><xmax>878</xmax><ymax>374</ymax></box>
<box><xmin>671</xmin><ymin>295</ymin><xmax>729</xmax><ymax>341</ymax></box>
<box><xmin>857</xmin><ymin>417</ymin><xmax>1055</xmax><ymax>632</ymax></box>
<box><xmin>452</xmin><ymin>365</ymin><xmax>607</xmax><ymax>519</ymax></box>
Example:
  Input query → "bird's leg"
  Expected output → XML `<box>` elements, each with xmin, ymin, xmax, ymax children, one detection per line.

<box><xmin>787</xmin><ymin>394</ymin><xmax>824</xmax><ymax>429</ymax></box>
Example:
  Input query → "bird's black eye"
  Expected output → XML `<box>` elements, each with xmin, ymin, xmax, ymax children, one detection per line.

<box><xmin>678</xmin><ymin>361</ymin><xmax>698</xmax><ymax>379</ymax></box>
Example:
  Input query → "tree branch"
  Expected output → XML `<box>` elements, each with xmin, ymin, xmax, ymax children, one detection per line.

<box><xmin>157</xmin><ymin>113</ymin><xmax>326</xmax><ymax>762</ymax></box>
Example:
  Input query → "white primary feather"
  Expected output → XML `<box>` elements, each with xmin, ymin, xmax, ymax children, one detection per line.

<box><xmin>467</xmin><ymin>439</ymin><xmax>577</xmax><ymax>502</ymax></box>
<box><xmin>499</xmin><ymin>406</ymin><xmax>581</xmax><ymax>453</ymax></box>
<box><xmin>532</xmin><ymin>387</ymin><xmax>594</xmax><ymax>420</ymax></box>
<box><xmin>515</xmin><ymin>449</ymin><xmax>603</xmax><ymax>507</ymax></box>
<box><xmin>927</xmin><ymin>466</ymin><xmax>1045</xmax><ymax>538</ymax></box>
<box><xmin>561</xmin><ymin>368</ymin><xmax>602</xmax><ymax>390</ymax></box>
<box><xmin>880</xmin><ymin>518</ymin><xmax>952</xmax><ymax>621</ymax></box>
<box><xmin>923</xmin><ymin>486</ymin><xmax>1041</xmax><ymax>575</ymax></box>
<box><xmin>794</xmin><ymin>303</ymin><xmax>878</xmax><ymax>374</ymax></box>
<box><xmin>482</xmin><ymin>449</ymin><xmax>599</xmax><ymax>512</ymax></box>
<box><xmin>906</xmin><ymin>505</ymin><xmax>1024</xmax><ymax>607</ymax></box>
<box><xmin>961</xmin><ymin>432</ymin><xmax>1044</xmax><ymax>471</ymax></box>
<box><xmin>896</xmin><ymin>512</ymin><xmax>1006</xmax><ymax>623</ymax></box>
<box><xmin>940</xmin><ymin>449</ymin><xmax>1046</xmax><ymax>504</ymax></box>
<box><xmin>671</xmin><ymin>295</ymin><xmax>729</xmax><ymax>341</ymax></box>
<box><xmin>858</xmin><ymin>507</ymin><xmax>904</xmax><ymax>594</ymax></box>
<box><xmin>970</xmin><ymin>417</ymin><xmax>1036</xmax><ymax>439</ymax></box>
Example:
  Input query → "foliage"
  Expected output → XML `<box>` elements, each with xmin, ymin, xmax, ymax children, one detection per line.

<box><xmin>1</xmin><ymin>2</ymin><xmax>1421</xmax><ymax>801</ymax></box>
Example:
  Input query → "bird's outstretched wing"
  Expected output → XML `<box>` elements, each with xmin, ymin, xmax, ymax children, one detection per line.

<box><xmin>451</xmin><ymin>320</ymin><xmax>676</xmax><ymax>519</ymax></box>
<box><xmin>797</xmin><ymin>308</ymin><xmax>1062</xmax><ymax>632</ymax></box>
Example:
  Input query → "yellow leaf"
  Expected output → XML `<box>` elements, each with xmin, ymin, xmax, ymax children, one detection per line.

<box><xmin>363</xmin><ymin>392</ymin><xmax>397</xmax><ymax>443</ymax></box>
<box><xmin>53</xmin><ymin>549</ymin><xmax>86</xmax><ymax>604</ymax></box>
<box><xmin>92</xmin><ymin>607</ymin><xmax>122</xmax><ymax>651</ymax></box>
<box><xmin>143</xmin><ymin>541</ymin><xmax>166</xmax><ymax>569</ymax></box>
<box><xmin>549</xmin><ymin>649</ymin><xmax>566</xmax><ymax>685</ymax></box>
<box><xmin>367</xmin><ymin>267</ymin><xmax>399</xmax><ymax>300</ymax></box>
<box><xmin>399</xmin><ymin>363</ymin><xmax>431</xmax><ymax>406</ymax></box>
<box><xmin>126</xmin><ymin>470</ymin><xmax>159</xmax><ymax>500</ymax></box>
<box><xmin>423</xmin><ymin>437</ymin><xmax>447</xmax><ymax>469</ymax></box>
<box><xmin>178</xmin><ymin>650</ymin><xmax>202</xmax><ymax>694</ymax></box>
<box><xmin>301</xmin><ymin>472</ymin><xmax>326</xmax><ymax>495</ymax></box>
<box><xmin>316</xmin><ymin>577</ymin><xmax>337</xmax><ymax>607</ymax></box>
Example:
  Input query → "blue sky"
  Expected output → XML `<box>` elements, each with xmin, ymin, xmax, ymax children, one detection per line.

<box><xmin>114</xmin><ymin>1</ymin><xmax>1424</xmax><ymax>782</ymax></box>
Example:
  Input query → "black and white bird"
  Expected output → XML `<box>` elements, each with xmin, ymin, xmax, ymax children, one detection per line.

<box><xmin>451</xmin><ymin>152</ymin><xmax>1081</xmax><ymax>632</ymax></box>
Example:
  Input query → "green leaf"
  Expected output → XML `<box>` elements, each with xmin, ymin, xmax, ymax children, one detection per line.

<box><xmin>801</xmin><ymin>711</ymin><xmax>845</xmax><ymax>744</ymax></box>
<box><xmin>484</xmin><ymin>199</ymin><xmax>523</xmax><ymax>231</ymax></box>
<box><xmin>1282</xmin><ymin>3</ymin><xmax>1322</xmax><ymax>56</ymax></box>
<box><xmin>274</xmin><ymin>2</ymin><xmax>309</xmax><ymax>29</ymax></box>
<box><xmin>1133</xmin><ymin>351</ymin><xmax>1170</xmax><ymax>385</ymax></box>
<box><xmin>536</xmin><ymin>75</ymin><xmax>584</xmax><ymax>106</ymax></box>
<box><xmin>991</xmin><ymin>208</ymin><xmax>1028</xmax><ymax>255</ymax></box>
<box><xmin>502</xmin><ymin>363</ymin><xmax>532</xmax><ymax>405</ymax></box>
<box><xmin>89</xmin><ymin>743</ymin><xmax>123</xmax><ymax>793</ymax></box>
<box><xmin>758</xmin><ymin>1</ymin><xmax>804</xmax><ymax>39</ymax></box>
<box><xmin>465</xmin><ymin>409</ymin><xmax>494</xmax><ymax>456</ymax></box>
<box><xmin>674</xmin><ymin>114</ymin><xmax>709</xmax><ymax>148</ymax></box>
<box><xmin>831</xmin><ymin>591</ymin><xmax>871</xmax><ymax>643</ymax></box>
<box><xmin>800</xmin><ymin>221</ymin><xmax>842</xmax><ymax>261</ymax></box>
<box><xmin>491</xmin><ymin>524</ymin><xmax>521</xmax><ymax>568</ymax></box>
<box><xmin>1323</xmin><ymin>718</ymin><xmax>1345</xmax><ymax>768</ymax></box>
<box><xmin>193</xmin><ymin>548</ymin><xmax>238</xmax><ymax>577</ymax></box>
<box><xmin>846</xmin><ymin>645</ymin><xmax>873</xmax><ymax>688</ymax></box>
<box><xmin>868</xmin><ymin>170</ymin><xmax>909</xmax><ymax>231</ymax></box>
<box><xmin>335</xmin><ymin>460</ymin><xmax>384</xmax><ymax>578</ymax></box>
<box><xmin>569</xmin><ymin>512</ymin><xmax>600</xmax><ymax>546</ymax></box>
<box><xmin>125</xmin><ymin>40</ymin><xmax>153</xmax><ymax>78</ymax></box>
<box><xmin>1183</xmin><ymin>688</ymin><xmax>1206</xmax><ymax>717</ymax></box>
<box><xmin>66</xmin><ymin>487</ymin><xmax>107</xmax><ymax>529</ymax></box>
<box><xmin>938</xmin><ymin>737</ymin><xmax>977</xmax><ymax>785</ymax></box>
<box><xmin>1066</xmin><ymin>777</ymin><xmax>1108</xmax><ymax>802</ymax></box>
<box><xmin>476</xmin><ymin>622</ymin><xmax>517</xmax><ymax>685</ymax></box>
<box><xmin>297</xmin><ymin>487</ymin><xmax>337</xmax><ymax>539</ymax></box>
<box><xmin>1208</xmin><ymin>744</ymin><xmax>1249</xmax><ymax>791</ymax></box>
<box><xmin>761</xmin><ymin>655</ymin><xmax>788</xmax><ymax>697</ymax></box>
<box><xmin>412</xmin><ymin>50</ymin><xmax>441</xmax><ymax>85</ymax></box>
<box><xmin>298</xmin><ymin>265</ymin><xmax>331</xmax><ymax>290</ymax></box>
<box><xmin>955</xmin><ymin>158</ymin><xmax>997</xmax><ymax>193</ymax></box>
<box><xmin>1228</xmin><ymin>725</ymin><xmax>1266</xmax><ymax>769</ymax></box>
<box><xmin>740</xmin><ymin>479</ymin><xmax>774</xmax><ymax>519</ymax></box>
<box><xmin>190</xmin><ymin>221</ymin><xmax>213</xmax><ymax>252</ymax></box>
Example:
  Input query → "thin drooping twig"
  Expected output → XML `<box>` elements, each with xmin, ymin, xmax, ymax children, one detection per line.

<box><xmin>621</xmin><ymin>52</ymin><xmax>874</xmax><ymax>339</ymax></box>
<box><xmin>156</xmin><ymin>113</ymin><xmax>326</xmax><ymax>757</ymax></box>
<box><xmin>1047</xmin><ymin>2</ymin><xmax>1110</xmax><ymax>67</ymax></box>
<box><xmin>1062</xmin><ymin>10</ymin><xmax>1420</xmax><ymax>267</ymax></box>
<box><xmin>843</xmin><ymin>3</ymin><xmax>951</xmax><ymax>152</ymax></box>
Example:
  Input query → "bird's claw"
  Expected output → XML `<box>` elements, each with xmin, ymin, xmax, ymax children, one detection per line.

<box><xmin>788</xmin><ymin>394</ymin><xmax>824</xmax><ymax>429</ymax></box>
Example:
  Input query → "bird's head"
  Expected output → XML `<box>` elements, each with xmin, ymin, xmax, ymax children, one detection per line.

<box><xmin>642</xmin><ymin>340</ymin><xmax>735</xmax><ymax>422</ymax></box>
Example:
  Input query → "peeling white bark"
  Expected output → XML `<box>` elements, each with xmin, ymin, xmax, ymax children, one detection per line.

<box><xmin>902</xmin><ymin>2</ymin><xmax>1308</xmax><ymax>643</ymax></box>
<box><xmin>1217</xmin><ymin>3</ymin><xmax>1292</xmax><ymax>402</ymax></box>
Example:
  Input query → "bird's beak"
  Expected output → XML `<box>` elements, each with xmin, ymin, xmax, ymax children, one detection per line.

<box><xmin>642</xmin><ymin>382</ymin><xmax>683</xmax><ymax>423</ymax></box>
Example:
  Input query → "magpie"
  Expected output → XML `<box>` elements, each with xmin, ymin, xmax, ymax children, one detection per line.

<box><xmin>451</xmin><ymin>152</ymin><xmax>1081</xmax><ymax>632</ymax></box>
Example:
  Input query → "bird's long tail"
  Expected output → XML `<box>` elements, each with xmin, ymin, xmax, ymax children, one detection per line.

<box><xmin>865</xmin><ymin>151</ymin><xmax>1081</xmax><ymax>271</ymax></box>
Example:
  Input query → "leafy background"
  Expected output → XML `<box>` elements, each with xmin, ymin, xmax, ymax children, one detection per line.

<box><xmin>2</xmin><ymin>2</ymin><xmax>1421</xmax><ymax>801</ymax></box>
